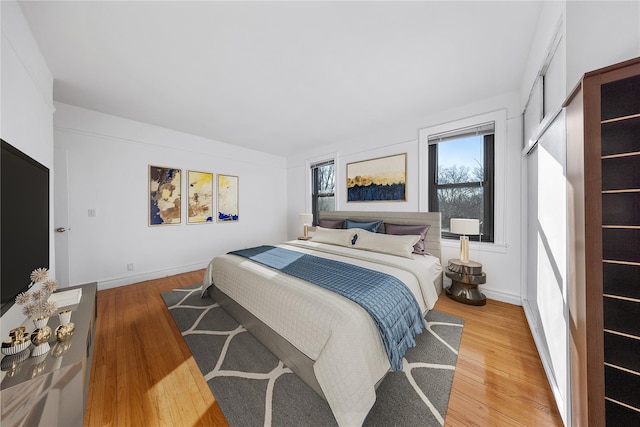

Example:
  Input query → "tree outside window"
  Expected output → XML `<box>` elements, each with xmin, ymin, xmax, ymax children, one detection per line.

<box><xmin>311</xmin><ymin>160</ymin><xmax>335</xmax><ymax>225</ymax></box>
<box><xmin>428</xmin><ymin>126</ymin><xmax>494</xmax><ymax>242</ymax></box>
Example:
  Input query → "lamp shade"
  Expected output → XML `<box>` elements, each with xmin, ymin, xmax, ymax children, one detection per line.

<box><xmin>450</xmin><ymin>218</ymin><xmax>479</xmax><ymax>235</ymax></box>
<box><xmin>299</xmin><ymin>213</ymin><xmax>313</xmax><ymax>225</ymax></box>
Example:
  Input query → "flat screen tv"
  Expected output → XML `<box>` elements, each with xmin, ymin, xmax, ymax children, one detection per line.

<box><xmin>1</xmin><ymin>139</ymin><xmax>50</xmax><ymax>316</ymax></box>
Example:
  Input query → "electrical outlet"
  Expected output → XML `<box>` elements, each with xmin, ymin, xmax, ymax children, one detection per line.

<box><xmin>88</xmin><ymin>209</ymin><xmax>96</xmax><ymax>217</ymax></box>
<box><xmin>127</xmin><ymin>263</ymin><xmax>134</xmax><ymax>271</ymax></box>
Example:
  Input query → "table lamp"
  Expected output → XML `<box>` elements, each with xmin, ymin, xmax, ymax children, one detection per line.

<box><xmin>299</xmin><ymin>213</ymin><xmax>313</xmax><ymax>239</ymax></box>
<box><xmin>450</xmin><ymin>218</ymin><xmax>479</xmax><ymax>263</ymax></box>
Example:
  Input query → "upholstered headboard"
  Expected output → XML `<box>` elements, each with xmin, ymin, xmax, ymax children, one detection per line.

<box><xmin>318</xmin><ymin>211</ymin><xmax>442</xmax><ymax>262</ymax></box>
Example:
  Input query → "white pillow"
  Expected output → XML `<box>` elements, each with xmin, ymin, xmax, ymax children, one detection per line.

<box><xmin>310</xmin><ymin>226</ymin><xmax>357</xmax><ymax>247</ymax></box>
<box><xmin>353</xmin><ymin>228</ymin><xmax>420</xmax><ymax>259</ymax></box>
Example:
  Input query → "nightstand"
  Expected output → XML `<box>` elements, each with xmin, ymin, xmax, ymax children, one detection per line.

<box><xmin>445</xmin><ymin>259</ymin><xmax>486</xmax><ymax>306</ymax></box>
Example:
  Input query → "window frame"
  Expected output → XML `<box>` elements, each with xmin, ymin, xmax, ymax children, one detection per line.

<box><xmin>523</xmin><ymin>18</ymin><xmax>563</xmax><ymax>152</ymax></box>
<box><xmin>419</xmin><ymin>110</ymin><xmax>506</xmax><ymax>246</ymax></box>
<box><xmin>309</xmin><ymin>158</ymin><xmax>335</xmax><ymax>226</ymax></box>
<box><xmin>427</xmin><ymin>133</ymin><xmax>495</xmax><ymax>242</ymax></box>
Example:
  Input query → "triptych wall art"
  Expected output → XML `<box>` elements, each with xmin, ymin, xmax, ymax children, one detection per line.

<box><xmin>149</xmin><ymin>165</ymin><xmax>182</xmax><ymax>225</ymax></box>
<box><xmin>187</xmin><ymin>171</ymin><xmax>214</xmax><ymax>224</ymax></box>
<box><xmin>346</xmin><ymin>153</ymin><xmax>407</xmax><ymax>202</ymax></box>
<box><xmin>217</xmin><ymin>174</ymin><xmax>239</xmax><ymax>222</ymax></box>
<box><xmin>148</xmin><ymin>165</ymin><xmax>239</xmax><ymax>226</ymax></box>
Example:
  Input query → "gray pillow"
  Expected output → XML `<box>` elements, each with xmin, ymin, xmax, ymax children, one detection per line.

<box><xmin>384</xmin><ymin>223</ymin><xmax>430</xmax><ymax>254</ymax></box>
<box><xmin>318</xmin><ymin>219</ymin><xmax>344</xmax><ymax>229</ymax></box>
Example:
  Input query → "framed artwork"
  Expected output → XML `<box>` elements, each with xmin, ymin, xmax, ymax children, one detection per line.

<box><xmin>149</xmin><ymin>165</ymin><xmax>181</xmax><ymax>225</ymax></box>
<box><xmin>217</xmin><ymin>174</ymin><xmax>239</xmax><ymax>222</ymax></box>
<box><xmin>346</xmin><ymin>153</ymin><xmax>407</xmax><ymax>202</ymax></box>
<box><xmin>187</xmin><ymin>170</ymin><xmax>214</xmax><ymax>224</ymax></box>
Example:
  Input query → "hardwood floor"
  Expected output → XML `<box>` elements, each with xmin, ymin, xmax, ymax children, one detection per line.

<box><xmin>84</xmin><ymin>270</ymin><xmax>563</xmax><ymax>426</ymax></box>
<box><xmin>435</xmin><ymin>296</ymin><xmax>563</xmax><ymax>426</ymax></box>
<box><xmin>84</xmin><ymin>270</ymin><xmax>227</xmax><ymax>427</ymax></box>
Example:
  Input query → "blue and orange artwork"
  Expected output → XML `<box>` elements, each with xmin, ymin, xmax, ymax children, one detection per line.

<box><xmin>217</xmin><ymin>174</ymin><xmax>239</xmax><ymax>222</ymax></box>
<box><xmin>149</xmin><ymin>165</ymin><xmax>181</xmax><ymax>225</ymax></box>
<box><xmin>187</xmin><ymin>171</ymin><xmax>214</xmax><ymax>224</ymax></box>
<box><xmin>347</xmin><ymin>153</ymin><xmax>407</xmax><ymax>202</ymax></box>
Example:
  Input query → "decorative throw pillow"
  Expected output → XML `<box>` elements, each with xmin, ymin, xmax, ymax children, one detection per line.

<box><xmin>352</xmin><ymin>229</ymin><xmax>420</xmax><ymax>259</ymax></box>
<box><xmin>318</xmin><ymin>219</ymin><xmax>345</xmax><ymax>229</ymax></box>
<box><xmin>310</xmin><ymin>227</ymin><xmax>357</xmax><ymax>247</ymax></box>
<box><xmin>384</xmin><ymin>223</ymin><xmax>431</xmax><ymax>254</ymax></box>
<box><xmin>345</xmin><ymin>219</ymin><xmax>383</xmax><ymax>233</ymax></box>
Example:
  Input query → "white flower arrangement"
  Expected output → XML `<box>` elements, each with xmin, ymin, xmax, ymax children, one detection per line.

<box><xmin>15</xmin><ymin>268</ymin><xmax>58</xmax><ymax>320</ymax></box>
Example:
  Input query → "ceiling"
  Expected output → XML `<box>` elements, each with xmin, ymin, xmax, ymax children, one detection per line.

<box><xmin>19</xmin><ymin>1</ymin><xmax>542</xmax><ymax>157</ymax></box>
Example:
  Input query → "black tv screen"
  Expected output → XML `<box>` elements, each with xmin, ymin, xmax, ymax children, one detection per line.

<box><xmin>1</xmin><ymin>139</ymin><xmax>50</xmax><ymax>315</ymax></box>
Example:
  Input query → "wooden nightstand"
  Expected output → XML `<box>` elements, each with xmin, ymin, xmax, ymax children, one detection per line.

<box><xmin>445</xmin><ymin>259</ymin><xmax>486</xmax><ymax>306</ymax></box>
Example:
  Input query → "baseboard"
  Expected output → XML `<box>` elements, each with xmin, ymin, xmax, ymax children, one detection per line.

<box><xmin>443</xmin><ymin>276</ymin><xmax>522</xmax><ymax>306</ymax></box>
<box><xmin>96</xmin><ymin>261</ymin><xmax>209</xmax><ymax>291</ymax></box>
<box><xmin>522</xmin><ymin>298</ymin><xmax>567</xmax><ymax>426</ymax></box>
<box><xmin>481</xmin><ymin>288</ymin><xmax>522</xmax><ymax>306</ymax></box>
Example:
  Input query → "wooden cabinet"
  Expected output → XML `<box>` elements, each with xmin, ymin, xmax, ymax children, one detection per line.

<box><xmin>566</xmin><ymin>57</ymin><xmax>640</xmax><ymax>426</ymax></box>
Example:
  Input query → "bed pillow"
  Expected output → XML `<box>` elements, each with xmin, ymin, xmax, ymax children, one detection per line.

<box><xmin>384</xmin><ymin>223</ymin><xmax>431</xmax><ymax>254</ymax></box>
<box><xmin>352</xmin><ymin>229</ymin><xmax>420</xmax><ymax>259</ymax></box>
<box><xmin>310</xmin><ymin>227</ymin><xmax>357</xmax><ymax>247</ymax></box>
<box><xmin>345</xmin><ymin>219</ymin><xmax>383</xmax><ymax>233</ymax></box>
<box><xmin>318</xmin><ymin>219</ymin><xmax>345</xmax><ymax>229</ymax></box>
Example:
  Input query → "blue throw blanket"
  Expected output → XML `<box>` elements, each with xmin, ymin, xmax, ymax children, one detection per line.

<box><xmin>228</xmin><ymin>245</ymin><xmax>425</xmax><ymax>371</ymax></box>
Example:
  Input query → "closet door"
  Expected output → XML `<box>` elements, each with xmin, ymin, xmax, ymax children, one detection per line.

<box><xmin>525</xmin><ymin>112</ymin><xmax>569</xmax><ymax>421</ymax></box>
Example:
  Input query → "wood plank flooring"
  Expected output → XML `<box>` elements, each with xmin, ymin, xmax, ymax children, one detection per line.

<box><xmin>84</xmin><ymin>270</ymin><xmax>227</xmax><ymax>427</ymax></box>
<box><xmin>84</xmin><ymin>270</ymin><xmax>563</xmax><ymax>426</ymax></box>
<box><xmin>436</xmin><ymin>296</ymin><xmax>563</xmax><ymax>426</ymax></box>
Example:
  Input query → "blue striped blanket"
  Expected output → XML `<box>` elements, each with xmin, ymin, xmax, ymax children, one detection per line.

<box><xmin>228</xmin><ymin>245</ymin><xmax>425</xmax><ymax>371</ymax></box>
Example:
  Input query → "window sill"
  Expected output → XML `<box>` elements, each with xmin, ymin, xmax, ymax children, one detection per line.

<box><xmin>441</xmin><ymin>238</ymin><xmax>508</xmax><ymax>254</ymax></box>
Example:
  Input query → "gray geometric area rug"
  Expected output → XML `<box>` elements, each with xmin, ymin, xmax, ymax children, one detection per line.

<box><xmin>162</xmin><ymin>284</ymin><xmax>464</xmax><ymax>427</ymax></box>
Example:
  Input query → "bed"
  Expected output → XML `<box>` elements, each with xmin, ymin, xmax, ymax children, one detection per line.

<box><xmin>201</xmin><ymin>211</ymin><xmax>442</xmax><ymax>426</ymax></box>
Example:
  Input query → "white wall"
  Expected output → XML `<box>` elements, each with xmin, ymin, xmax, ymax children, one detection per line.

<box><xmin>287</xmin><ymin>91</ymin><xmax>524</xmax><ymax>305</ymax></box>
<box><xmin>53</xmin><ymin>103</ymin><xmax>288</xmax><ymax>290</ymax></box>
<box><xmin>566</xmin><ymin>1</ymin><xmax>640</xmax><ymax>92</ymax></box>
<box><xmin>0</xmin><ymin>1</ymin><xmax>54</xmax><ymax>338</ymax></box>
<box><xmin>521</xmin><ymin>1</ymin><xmax>566</xmax><ymax>110</ymax></box>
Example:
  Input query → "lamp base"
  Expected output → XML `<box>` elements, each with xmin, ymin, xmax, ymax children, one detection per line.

<box><xmin>459</xmin><ymin>235</ymin><xmax>469</xmax><ymax>263</ymax></box>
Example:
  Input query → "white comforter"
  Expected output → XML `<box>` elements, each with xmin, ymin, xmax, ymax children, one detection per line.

<box><xmin>201</xmin><ymin>240</ymin><xmax>442</xmax><ymax>426</ymax></box>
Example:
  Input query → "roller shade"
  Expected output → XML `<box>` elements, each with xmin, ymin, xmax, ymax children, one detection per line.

<box><xmin>427</xmin><ymin>122</ymin><xmax>494</xmax><ymax>144</ymax></box>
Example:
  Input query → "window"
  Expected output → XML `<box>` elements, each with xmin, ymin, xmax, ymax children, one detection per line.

<box><xmin>311</xmin><ymin>160</ymin><xmax>335</xmax><ymax>225</ymax></box>
<box><xmin>523</xmin><ymin>20</ymin><xmax>563</xmax><ymax>150</ymax></box>
<box><xmin>428</xmin><ymin>123</ymin><xmax>494</xmax><ymax>242</ymax></box>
